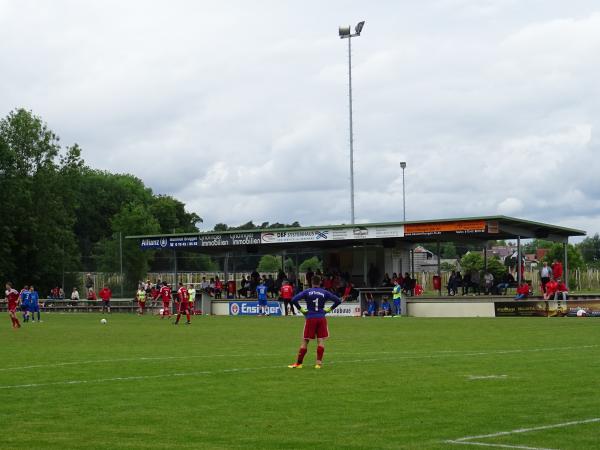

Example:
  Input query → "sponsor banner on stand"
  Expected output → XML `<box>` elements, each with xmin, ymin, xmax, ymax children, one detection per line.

<box><xmin>404</xmin><ymin>220</ymin><xmax>486</xmax><ymax>237</ymax></box>
<box><xmin>326</xmin><ymin>302</ymin><xmax>362</xmax><ymax>317</ymax></box>
<box><xmin>565</xmin><ymin>300</ymin><xmax>600</xmax><ymax>317</ymax></box>
<box><xmin>260</xmin><ymin>225</ymin><xmax>404</xmax><ymax>244</ymax></box>
<box><xmin>141</xmin><ymin>232</ymin><xmax>262</xmax><ymax>249</ymax></box>
<box><xmin>494</xmin><ymin>301</ymin><xmax>549</xmax><ymax>317</ymax></box>
<box><xmin>229</xmin><ymin>301</ymin><xmax>282</xmax><ymax>316</ymax></box>
<box><xmin>494</xmin><ymin>299</ymin><xmax>600</xmax><ymax>317</ymax></box>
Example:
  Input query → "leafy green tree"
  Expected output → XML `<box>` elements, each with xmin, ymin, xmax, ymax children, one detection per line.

<box><xmin>577</xmin><ymin>234</ymin><xmax>600</xmax><ymax>267</ymax></box>
<box><xmin>95</xmin><ymin>204</ymin><xmax>161</xmax><ymax>292</ymax></box>
<box><xmin>299</xmin><ymin>256</ymin><xmax>322</xmax><ymax>272</ymax></box>
<box><xmin>440</xmin><ymin>242</ymin><xmax>457</xmax><ymax>259</ymax></box>
<box><xmin>543</xmin><ymin>243</ymin><xmax>584</xmax><ymax>270</ymax></box>
<box><xmin>257</xmin><ymin>255</ymin><xmax>282</xmax><ymax>273</ymax></box>
<box><xmin>459</xmin><ymin>252</ymin><xmax>484</xmax><ymax>272</ymax></box>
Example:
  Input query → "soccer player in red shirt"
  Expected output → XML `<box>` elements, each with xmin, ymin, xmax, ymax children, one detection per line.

<box><xmin>551</xmin><ymin>260</ymin><xmax>563</xmax><ymax>280</ymax></box>
<box><xmin>5</xmin><ymin>283</ymin><xmax>21</xmax><ymax>328</ymax></box>
<box><xmin>288</xmin><ymin>275</ymin><xmax>341</xmax><ymax>369</ymax></box>
<box><xmin>158</xmin><ymin>282</ymin><xmax>172</xmax><ymax>319</ymax></box>
<box><xmin>174</xmin><ymin>282</ymin><xmax>191</xmax><ymax>325</ymax></box>
<box><xmin>99</xmin><ymin>285</ymin><xmax>112</xmax><ymax>314</ymax></box>
<box><xmin>280</xmin><ymin>280</ymin><xmax>295</xmax><ymax>316</ymax></box>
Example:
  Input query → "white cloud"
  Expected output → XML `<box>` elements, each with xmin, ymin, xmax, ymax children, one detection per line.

<box><xmin>1</xmin><ymin>1</ymin><xmax>600</xmax><ymax>237</ymax></box>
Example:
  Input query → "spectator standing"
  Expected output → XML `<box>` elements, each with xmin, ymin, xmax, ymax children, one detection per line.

<box><xmin>214</xmin><ymin>277</ymin><xmax>223</xmax><ymax>299</ymax></box>
<box><xmin>99</xmin><ymin>285</ymin><xmax>112</xmax><ymax>314</ymax></box>
<box><xmin>280</xmin><ymin>280</ymin><xmax>295</xmax><ymax>316</ymax></box>
<box><xmin>483</xmin><ymin>271</ymin><xmax>494</xmax><ymax>295</ymax></box>
<box><xmin>85</xmin><ymin>273</ymin><xmax>94</xmax><ymax>291</ymax></box>
<box><xmin>305</xmin><ymin>268</ymin><xmax>314</xmax><ymax>287</ymax></box>
<box><xmin>540</xmin><ymin>262</ymin><xmax>552</xmax><ymax>293</ymax></box>
<box><xmin>392</xmin><ymin>279</ymin><xmax>402</xmax><ymax>316</ymax></box>
<box><xmin>447</xmin><ymin>271</ymin><xmax>457</xmax><ymax>296</ymax></box>
<box><xmin>551</xmin><ymin>259</ymin><xmax>563</xmax><ymax>280</ymax></box>
<box><xmin>87</xmin><ymin>288</ymin><xmax>97</xmax><ymax>300</ymax></box>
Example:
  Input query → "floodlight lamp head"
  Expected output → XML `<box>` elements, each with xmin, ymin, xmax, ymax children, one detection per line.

<box><xmin>400</xmin><ymin>162</ymin><xmax>407</xmax><ymax>169</ymax></box>
<box><xmin>355</xmin><ymin>21</ymin><xmax>365</xmax><ymax>35</ymax></box>
<box><xmin>339</xmin><ymin>25</ymin><xmax>351</xmax><ymax>38</ymax></box>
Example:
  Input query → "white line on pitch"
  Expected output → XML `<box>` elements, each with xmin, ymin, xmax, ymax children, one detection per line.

<box><xmin>466</xmin><ymin>375</ymin><xmax>508</xmax><ymax>380</ymax></box>
<box><xmin>0</xmin><ymin>344</ymin><xmax>596</xmax><ymax>372</ymax></box>
<box><xmin>445</xmin><ymin>417</ymin><xmax>600</xmax><ymax>449</ymax></box>
<box><xmin>445</xmin><ymin>440</ymin><xmax>554</xmax><ymax>449</ymax></box>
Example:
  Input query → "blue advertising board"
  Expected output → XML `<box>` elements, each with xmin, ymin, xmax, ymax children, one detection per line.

<box><xmin>229</xmin><ymin>301</ymin><xmax>282</xmax><ymax>316</ymax></box>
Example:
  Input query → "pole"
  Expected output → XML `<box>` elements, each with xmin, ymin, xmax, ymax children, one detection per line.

<box><xmin>517</xmin><ymin>236</ymin><xmax>522</xmax><ymax>285</ymax></box>
<box><xmin>173</xmin><ymin>250</ymin><xmax>178</xmax><ymax>315</ymax></box>
<box><xmin>402</xmin><ymin>166</ymin><xmax>406</xmax><ymax>222</ymax></box>
<box><xmin>436</xmin><ymin>240</ymin><xmax>441</xmax><ymax>296</ymax></box>
<box><xmin>348</xmin><ymin>34</ymin><xmax>355</xmax><ymax>224</ymax></box>
<box><xmin>119</xmin><ymin>232</ymin><xmax>123</xmax><ymax>298</ymax></box>
<box><xmin>564</xmin><ymin>241</ymin><xmax>569</xmax><ymax>290</ymax></box>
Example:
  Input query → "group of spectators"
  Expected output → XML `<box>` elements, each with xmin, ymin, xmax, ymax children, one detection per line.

<box><xmin>447</xmin><ymin>270</ymin><xmax>517</xmax><ymax>296</ymax></box>
<box><xmin>539</xmin><ymin>260</ymin><xmax>569</xmax><ymax>301</ymax></box>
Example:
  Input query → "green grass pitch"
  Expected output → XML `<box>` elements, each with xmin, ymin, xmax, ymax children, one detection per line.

<box><xmin>0</xmin><ymin>313</ymin><xmax>598</xmax><ymax>449</ymax></box>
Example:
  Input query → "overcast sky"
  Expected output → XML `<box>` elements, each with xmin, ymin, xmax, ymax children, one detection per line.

<box><xmin>1</xmin><ymin>0</ymin><xmax>599</xmax><ymax>238</ymax></box>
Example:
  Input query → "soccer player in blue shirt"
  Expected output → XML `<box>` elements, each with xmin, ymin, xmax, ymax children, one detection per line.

<box><xmin>29</xmin><ymin>285</ymin><xmax>41</xmax><ymax>322</ymax></box>
<box><xmin>19</xmin><ymin>286</ymin><xmax>30</xmax><ymax>323</ymax></box>
<box><xmin>256</xmin><ymin>280</ymin><xmax>269</xmax><ymax>316</ymax></box>
<box><xmin>288</xmin><ymin>275</ymin><xmax>342</xmax><ymax>369</ymax></box>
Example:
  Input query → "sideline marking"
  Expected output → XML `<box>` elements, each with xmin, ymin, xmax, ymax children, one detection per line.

<box><xmin>0</xmin><ymin>344</ymin><xmax>597</xmax><ymax>373</ymax></box>
<box><xmin>445</xmin><ymin>417</ymin><xmax>600</xmax><ymax>449</ymax></box>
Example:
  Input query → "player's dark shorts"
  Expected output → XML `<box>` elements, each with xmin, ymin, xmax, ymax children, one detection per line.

<box><xmin>258</xmin><ymin>298</ymin><xmax>267</xmax><ymax>306</ymax></box>
<box><xmin>21</xmin><ymin>304</ymin><xmax>29</xmax><ymax>312</ymax></box>
<box><xmin>102</xmin><ymin>300</ymin><xmax>110</xmax><ymax>307</ymax></box>
<box><xmin>303</xmin><ymin>317</ymin><xmax>329</xmax><ymax>339</ymax></box>
<box><xmin>29</xmin><ymin>304</ymin><xmax>40</xmax><ymax>312</ymax></box>
<box><xmin>138</xmin><ymin>301</ymin><xmax>146</xmax><ymax>308</ymax></box>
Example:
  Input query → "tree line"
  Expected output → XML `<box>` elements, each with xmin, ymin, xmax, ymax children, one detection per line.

<box><xmin>0</xmin><ymin>109</ymin><xmax>205</xmax><ymax>294</ymax></box>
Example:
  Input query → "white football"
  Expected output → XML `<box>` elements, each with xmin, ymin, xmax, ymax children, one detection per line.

<box><xmin>576</xmin><ymin>309</ymin><xmax>587</xmax><ymax>317</ymax></box>
<box><xmin>100</xmin><ymin>318</ymin><xmax>107</xmax><ymax>324</ymax></box>
<box><xmin>159</xmin><ymin>308</ymin><xmax>164</xmax><ymax>315</ymax></box>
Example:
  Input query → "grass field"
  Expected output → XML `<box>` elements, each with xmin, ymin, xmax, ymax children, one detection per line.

<box><xmin>0</xmin><ymin>313</ymin><xmax>598</xmax><ymax>449</ymax></box>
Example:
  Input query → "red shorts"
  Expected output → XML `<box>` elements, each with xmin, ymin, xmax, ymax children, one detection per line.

<box><xmin>303</xmin><ymin>317</ymin><xmax>329</xmax><ymax>340</ymax></box>
<box><xmin>162</xmin><ymin>301</ymin><xmax>170</xmax><ymax>309</ymax></box>
<box><xmin>138</xmin><ymin>301</ymin><xmax>146</xmax><ymax>308</ymax></box>
<box><xmin>178</xmin><ymin>303</ymin><xmax>190</xmax><ymax>313</ymax></box>
<box><xmin>8</xmin><ymin>303</ymin><xmax>17</xmax><ymax>313</ymax></box>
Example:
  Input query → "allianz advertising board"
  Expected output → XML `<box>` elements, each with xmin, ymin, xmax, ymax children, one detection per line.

<box><xmin>229</xmin><ymin>301</ymin><xmax>282</xmax><ymax>316</ymax></box>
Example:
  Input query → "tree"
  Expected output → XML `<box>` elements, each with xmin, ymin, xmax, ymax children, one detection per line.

<box><xmin>543</xmin><ymin>243</ymin><xmax>584</xmax><ymax>271</ymax></box>
<box><xmin>299</xmin><ymin>256</ymin><xmax>322</xmax><ymax>272</ymax></box>
<box><xmin>440</xmin><ymin>242</ymin><xmax>457</xmax><ymax>259</ymax></box>
<box><xmin>577</xmin><ymin>234</ymin><xmax>600</xmax><ymax>267</ymax></box>
<box><xmin>459</xmin><ymin>252</ymin><xmax>484</xmax><ymax>272</ymax></box>
<box><xmin>257</xmin><ymin>255</ymin><xmax>282</xmax><ymax>273</ymax></box>
<box><xmin>95</xmin><ymin>204</ymin><xmax>161</xmax><ymax>292</ymax></box>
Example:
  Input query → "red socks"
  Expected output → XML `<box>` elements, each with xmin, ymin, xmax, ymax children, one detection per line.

<box><xmin>317</xmin><ymin>345</ymin><xmax>324</xmax><ymax>362</ymax></box>
<box><xmin>297</xmin><ymin>347</ymin><xmax>307</xmax><ymax>364</ymax></box>
<box><xmin>186</xmin><ymin>313</ymin><xmax>190</xmax><ymax>322</ymax></box>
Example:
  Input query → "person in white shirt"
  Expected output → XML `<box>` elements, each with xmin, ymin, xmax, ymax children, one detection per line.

<box><xmin>540</xmin><ymin>262</ymin><xmax>551</xmax><ymax>293</ymax></box>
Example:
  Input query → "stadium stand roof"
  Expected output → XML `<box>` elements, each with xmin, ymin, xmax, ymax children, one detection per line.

<box><xmin>127</xmin><ymin>216</ymin><xmax>585</xmax><ymax>253</ymax></box>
